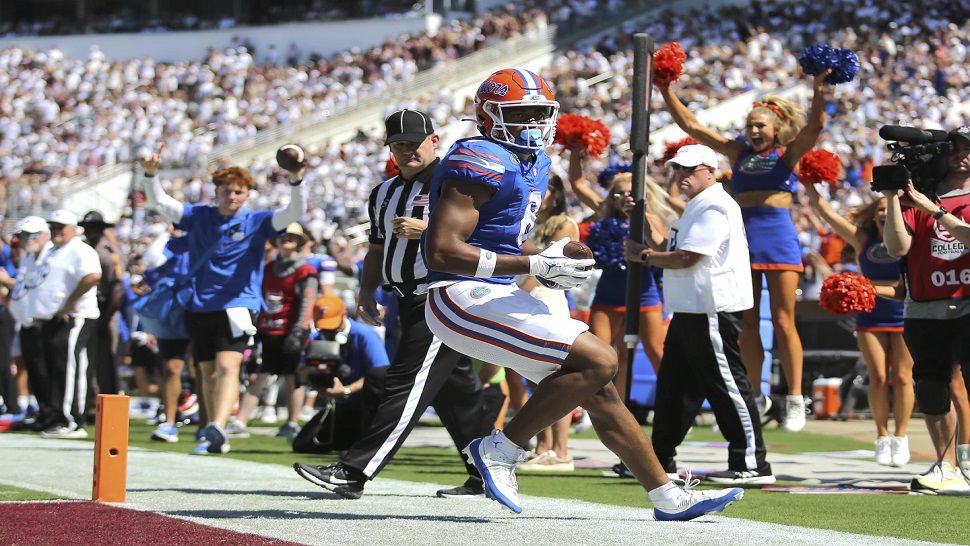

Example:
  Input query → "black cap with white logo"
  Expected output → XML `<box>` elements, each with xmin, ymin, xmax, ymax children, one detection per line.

<box><xmin>384</xmin><ymin>109</ymin><xmax>434</xmax><ymax>145</ymax></box>
<box><xmin>947</xmin><ymin>126</ymin><xmax>970</xmax><ymax>144</ymax></box>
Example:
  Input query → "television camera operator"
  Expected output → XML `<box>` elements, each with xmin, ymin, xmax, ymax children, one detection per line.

<box><xmin>881</xmin><ymin>126</ymin><xmax>970</xmax><ymax>492</ymax></box>
<box><xmin>292</xmin><ymin>295</ymin><xmax>389</xmax><ymax>453</ymax></box>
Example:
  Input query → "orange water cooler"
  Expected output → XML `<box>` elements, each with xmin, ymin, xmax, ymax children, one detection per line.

<box><xmin>812</xmin><ymin>378</ymin><xmax>842</xmax><ymax>419</ymax></box>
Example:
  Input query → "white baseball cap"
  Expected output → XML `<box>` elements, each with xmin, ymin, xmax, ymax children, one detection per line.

<box><xmin>665</xmin><ymin>144</ymin><xmax>719</xmax><ymax>169</ymax></box>
<box><xmin>48</xmin><ymin>209</ymin><xmax>79</xmax><ymax>226</ymax></box>
<box><xmin>16</xmin><ymin>216</ymin><xmax>50</xmax><ymax>234</ymax></box>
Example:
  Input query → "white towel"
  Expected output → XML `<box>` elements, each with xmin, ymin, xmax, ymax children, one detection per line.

<box><xmin>226</xmin><ymin>307</ymin><xmax>257</xmax><ymax>338</ymax></box>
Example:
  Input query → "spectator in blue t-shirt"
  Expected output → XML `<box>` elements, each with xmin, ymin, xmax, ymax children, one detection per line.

<box><xmin>136</xmin><ymin>233</ymin><xmax>197</xmax><ymax>443</ymax></box>
<box><xmin>140</xmin><ymin>150</ymin><xmax>308</xmax><ymax>455</ymax></box>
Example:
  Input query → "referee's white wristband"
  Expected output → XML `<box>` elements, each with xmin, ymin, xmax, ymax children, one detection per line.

<box><xmin>475</xmin><ymin>249</ymin><xmax>497</xmax><ymax>278</ymax></box>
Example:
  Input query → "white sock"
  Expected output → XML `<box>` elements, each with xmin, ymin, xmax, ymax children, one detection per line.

<box><xmin>648</xmin><ymin>481</ymin><xmax>681</xmax><ymax>503</ymax></box>
<box><xmin>957</xmin><ymin>444</ymin><xmax>970</xmax><ymax>463</ymax></box>
<box><xmin>494</xmin><ymin>429</ymin><xmax>525</xmax><ymax>454</ymax></box>
<box><xmin>19</xmin><ymin>395</ymin><xmax>31</xmax><ymax>412</ymax></box>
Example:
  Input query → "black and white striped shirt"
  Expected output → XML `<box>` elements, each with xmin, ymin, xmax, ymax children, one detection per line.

<box><xmin>367</xmin><ymin>158</ymin><xmax>439</xmax><ymax>296</ymax></box>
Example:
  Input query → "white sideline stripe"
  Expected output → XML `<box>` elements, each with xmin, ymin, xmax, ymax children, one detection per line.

<box><xmin>362</xmin><ymin>336</ymin><xmax>441</xmax><ymax>477</ymax></box>
<box><xmin>707</xmin><ymin>313</ymin><xmax>758</xmax><ymax>470</ymax></box>
<box><xmin>63</xmin><ymin>318</ymin><xmax>87</xmax><ymax>428</ymax></box>
<box><xmin>0</xmin><ymin>435</ymin><xmax>939</xmax><ymax>546</ymax></box>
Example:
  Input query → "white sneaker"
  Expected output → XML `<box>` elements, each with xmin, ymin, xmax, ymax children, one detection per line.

<box><xmin>910</xmin><ymin>462</ymin><xmax>970</xmax><ymax>494</ymax></box>
<box><xmin>652</xmin><ymin>485</ymin><xmax>744</xmax><ymax>521</ymax></box>
<box><xmin>890</xmin><ymin>436</ymin><xmax>910</xmax><ymax>466</ymax></box>
<box><xmin>756</xmin><ymin>394</ymin><xmax>772</xmax><ymax>418</ymax></box>
<box><xmin>463</xmin><ymin>431</ymin><xmax>525</xmax><ymax>513</ymax></box>
<box><xmin>151</xmin><ymin>423</ymin><xmax>180</xmax><ymax>443</ymax></box>
<box><xmin>874</xmin><ymin>436</ymin><xmax>892</xmax><ymax>466</ymax></box>
<box><xmin>517</xmin><ymin>450</ymin><xmax>574</xmax><ymax>472</ymax></box>
<box><xmin>260</xmin><ymin>407</ymin><xmax>278</xmax><ymax>424</ymax></box>
<box><xmin>40</xmin><ymin>424</ymin><xmax>88</xmax><ymax>439</ymax></box>
<box><xmin>782</xmin><ymin>395</ymin><xmax>806</xmax><ymax>432</ymax></box>
<box><xmin>224</xmin><ymin>419</ymin><xmax>250</xmax><ymax>438</ymax></box>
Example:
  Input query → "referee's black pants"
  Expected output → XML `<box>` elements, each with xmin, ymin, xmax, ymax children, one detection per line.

<box><xmin>341</xmin><ymin>293</ymin><xmax>491</xmax><ymax>480</ymax></box>
<box><xmin>39</xmin><ymin>317</ymin><xmax>97</xmax><ymax>429</ymax></box>
<box><xmin>651</xmin><ymin>311</ymin><xmax>768</xmax><ymax>472</ymax></box>
<box><xmin>20</xmin><ymin>325</ymin><xmax>55</xmax><ymax>428</ymax></box>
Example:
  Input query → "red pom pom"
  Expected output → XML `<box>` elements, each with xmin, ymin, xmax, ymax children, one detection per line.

<box><xmin>658</xmin><ymin>137</ymin><xmax>699</xmax><ymax>165</ymax></box>
<box><xmin>819</xmin><ymin>272</ymin><xmax>877</xmax><ymax>315</ymax></box>
<box><xmin>384</xmin><ymin>155</ymin><xmax>400</xmax><ymax>179</ymax></box>
<box><xmin>798</xmin><ymin>149</ymin><xmax>842</xmax><ymax>186</ymax></box>
<box><xmin>554</xmin><ymin>113</ymin><xmax>612</xmax><ymax>157</ymax></box>
<box><xmin>653</xmin><ymin>42</ymin><xmax>687</xmax><ymax>86</ymax></box>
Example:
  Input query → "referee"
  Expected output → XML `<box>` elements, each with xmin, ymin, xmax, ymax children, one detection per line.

<box><xmin>625</xmin><ymin>145</ymin><xmax>774</xmax><ymax>485</ymax></box>
<box><xmin>294</xmin><ymin>109</ymin><xmax>492</xmax><ymax>498</ymax></box>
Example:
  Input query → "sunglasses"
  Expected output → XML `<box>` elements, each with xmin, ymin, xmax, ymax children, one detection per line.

<box><xmin>671</xmin><ymin>165</ymin><xmax>713</xmax><ymax>173</ymax></box>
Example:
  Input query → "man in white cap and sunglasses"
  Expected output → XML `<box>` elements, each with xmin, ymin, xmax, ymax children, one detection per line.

<box><xmin>625</xmin><ymin>144</ymin><xmax>774</xmax><ymax>485</ymax></box>
<box><xmin>17</xmin><ymin>210</ymin><xmax>102</xmax><ymax>438</ymax></box>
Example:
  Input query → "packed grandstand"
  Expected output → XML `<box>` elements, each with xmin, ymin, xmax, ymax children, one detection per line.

<box><xmin>2</xmin><ymin>0</ymin><xmax>967</xmax><ymax>297</ymax></box>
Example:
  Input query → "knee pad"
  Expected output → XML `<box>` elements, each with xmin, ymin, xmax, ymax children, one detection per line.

<box><xmin>915</xmin><ymin>379</ymin><xmax>951</xmax><ymax>415</ymax></box>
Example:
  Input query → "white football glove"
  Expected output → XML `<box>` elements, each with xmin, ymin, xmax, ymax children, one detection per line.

<box><xmin>529</xmin><ymin>238</ymin><xmax>595</xmax><ymax>289</ymax></box>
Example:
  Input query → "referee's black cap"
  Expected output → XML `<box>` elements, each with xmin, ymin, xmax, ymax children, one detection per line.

<box><xmin>384</xmin><ymin>109</ymin><xmax>435</xmax><ymax>145</ymax></box>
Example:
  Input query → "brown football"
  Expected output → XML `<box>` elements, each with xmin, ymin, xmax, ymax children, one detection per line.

<box><xmin>276</xmin><ymin>144</ymin><xmax>306</xmax><ymax>171</ymax></box>
<box><xmin>563</xmin><ymin>240</ymin><xmax>593</xmax><ymax>260</ymax></box>
<box><xmin>537</xmin><ymin>240</ymin><xmax>594</xmax><ymax>289</ymax></box>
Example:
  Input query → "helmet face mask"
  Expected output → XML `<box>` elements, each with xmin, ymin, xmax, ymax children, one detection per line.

<box><xmin>475</xmin><ymin>69</ymin><xmax>559</xmax><ymax>152</ymax></box>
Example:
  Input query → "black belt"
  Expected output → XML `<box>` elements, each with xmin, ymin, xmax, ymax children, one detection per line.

<box><xmin>385</xmin><ymin>279</ymin><xmax>426</xmax><ymax>299</ymax></box>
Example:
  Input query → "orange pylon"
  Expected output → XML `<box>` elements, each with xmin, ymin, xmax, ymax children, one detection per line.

<box><xmin>92</xmin><ymin>394</ymin><xmax>130</xmax><ymax>502</ymax></box>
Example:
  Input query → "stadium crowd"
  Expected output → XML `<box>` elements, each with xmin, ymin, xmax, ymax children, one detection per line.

<box><xmin>1</xmin><ymin>1</ymin><xmax>424</xmax><ymax>37</ymax></box>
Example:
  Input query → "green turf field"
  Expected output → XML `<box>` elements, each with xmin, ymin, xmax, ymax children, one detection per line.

<box><xmin>0</xmin><ymin>483</ymin><xmax>63</xmax><ymax>502</ymax></box>
<box><xmin>34</xmin><ymin>422</ymin><xmax>970</xmax><ymax>544</ymax></box>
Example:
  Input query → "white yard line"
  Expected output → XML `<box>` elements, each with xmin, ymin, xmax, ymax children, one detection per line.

<box><xmin>0</xmin><ymin>434</ymin><xmax>943</xmax><ymax>546</ymax></box>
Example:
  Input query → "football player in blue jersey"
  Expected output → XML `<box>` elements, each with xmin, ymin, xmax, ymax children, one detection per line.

<box><xmin>422</xmin><ymin>68</ymin><xmax>744</xmax><ymax>520</ymax></box>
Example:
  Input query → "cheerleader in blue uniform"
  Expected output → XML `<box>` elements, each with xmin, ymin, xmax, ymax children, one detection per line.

<box><xmin>567</xmin><ymin>149</ymin><xmax>677</xmax><ymax>400</ymax></box>
<box><xmin>658</xmin><ymin>70</ymin><xmax>832</xmax><ymax>431</ymax></box>
<box><xmin>803</xmin><ymin>182</ymin><xmax>914</xmax><ymax>465</ymax></box>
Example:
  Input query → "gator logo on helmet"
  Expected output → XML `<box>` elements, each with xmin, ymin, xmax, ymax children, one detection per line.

<box><xmin>478</xmin><ymin>80</ymin><xmax>509</xmax><ymax>97</ymax></box>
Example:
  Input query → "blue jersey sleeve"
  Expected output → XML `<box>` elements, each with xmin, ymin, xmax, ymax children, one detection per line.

<box><xmin>252</xmin><ymin>210</ymin><xmax>280</xmax><ymax>240</ymax></box>
<box><xmin>439</xmin><ymin>142</ymin><xmax>506</xmax><ymax>191</ymax></box>
<box><xmin>174</xmin><ymin>203</ymin><xmax>197</xmax><ymax>231</ymax></box>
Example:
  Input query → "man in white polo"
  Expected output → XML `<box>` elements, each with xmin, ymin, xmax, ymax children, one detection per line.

<box><xmin>625</xmin><ymin>144</ymin><xmax>774</xmax><ymax>485</ymax></box>
<box><xmin>29</xmin><ymin>210</ymin><xmax>102</xmax><ymax>438</ymax></box>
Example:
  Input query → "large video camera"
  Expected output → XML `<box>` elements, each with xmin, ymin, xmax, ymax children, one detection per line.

<box><xmin>297</xmin><ymin>340</ymin><xmax>350</xmax><ymax>390</ymax></box>
<box><xmin>872</xmin><ymin>125</ymin><xmax>953</xmax><ymax>192</ymax></box>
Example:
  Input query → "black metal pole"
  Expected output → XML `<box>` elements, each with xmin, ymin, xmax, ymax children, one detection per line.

<box><xmin>624</xmin><ymin>33</ymin><xmax>655</xmax><ymax>409</ymax></box>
